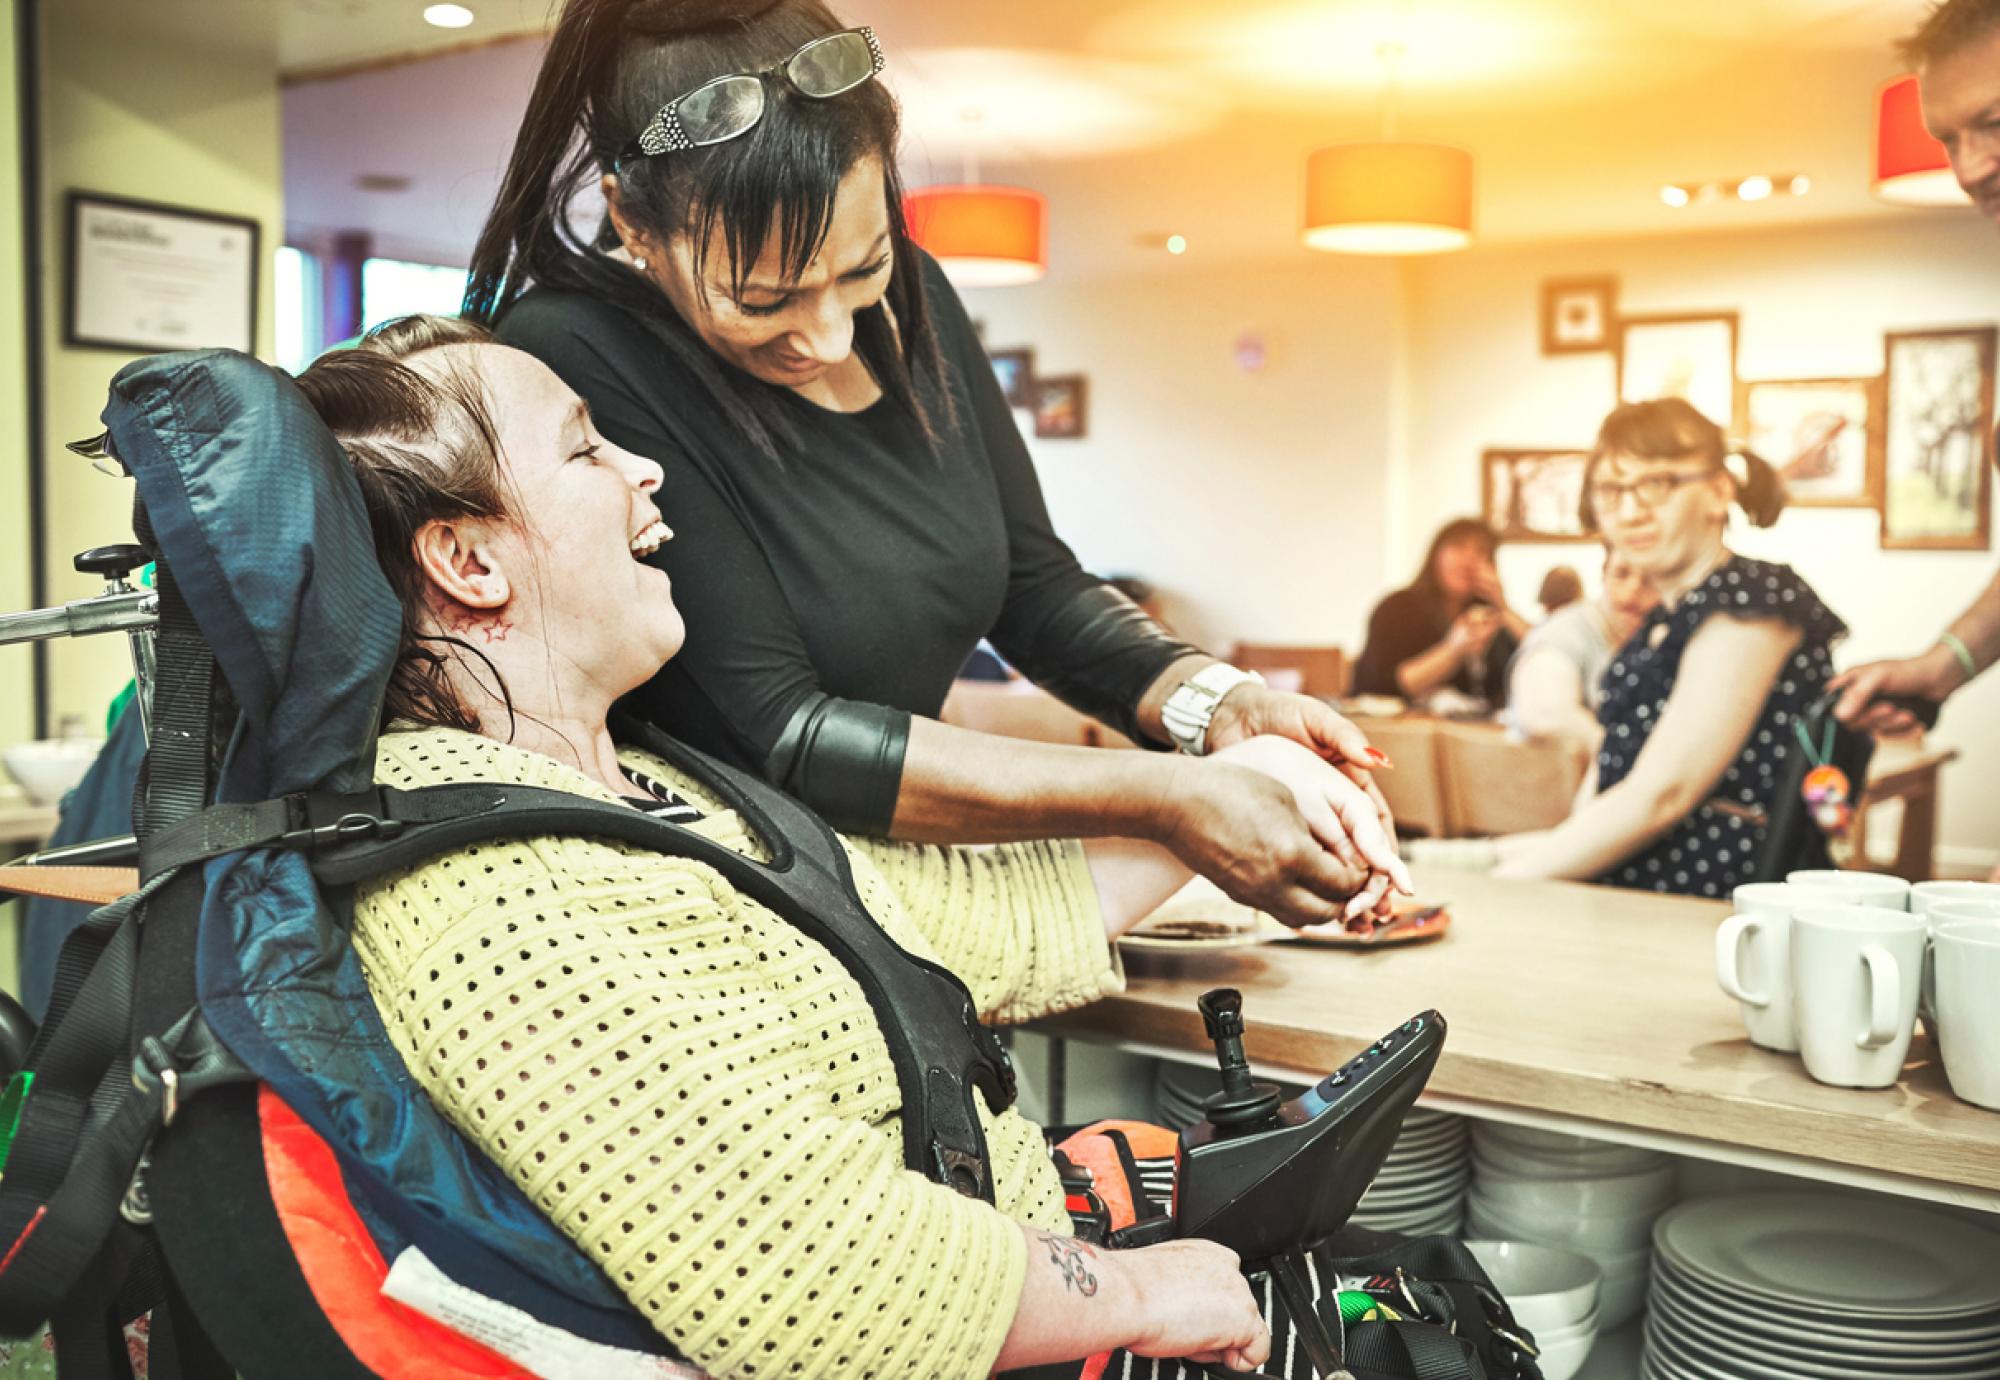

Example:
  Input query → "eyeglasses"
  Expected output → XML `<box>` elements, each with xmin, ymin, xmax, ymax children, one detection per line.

<box><xmin>1588</xmin><ymin>469</ymin><xmax>1707</xmax><ymax>513</ymax></box>
<box><xmin>617</xmin><ymin>27</ymin><xmax>885</xmax><ymax>165</ymax></box>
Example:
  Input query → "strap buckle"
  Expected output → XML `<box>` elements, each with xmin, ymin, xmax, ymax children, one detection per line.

<box><xmin>278</xmin><ymin>810</ymin><xmax>406</xmax><ymax>850</ymax></box>
<box><xmin>131</xmin><ymin>1038</ymin><xmax>181</xmax><ymax>1126</ymax></box>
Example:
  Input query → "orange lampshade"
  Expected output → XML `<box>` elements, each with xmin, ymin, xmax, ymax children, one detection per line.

<box><xmin>1874</xmin><ymin>74</ymin><xmax>1969</xmax><ymax>207</ymax></box>
<box><xmin>904</xmin><ymin>185</ymin><xmax>1047</xmax><ymax>287</ymax></box>
<box><xmin>1302</xmin><ymin>142</ymin><xmax>1473</xmax><ymax>255</ymax></box>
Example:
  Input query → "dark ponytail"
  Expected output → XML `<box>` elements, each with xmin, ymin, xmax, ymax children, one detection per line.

<box><xmin>1728</xmin><ymin>448</ymin><xmax>1785</xmax><ymax>527</ymax></box>
<box><xmin>463</xmin><ymin>0</ymin><xmax>954</xmax><ymax>464</ymax></box>
<box><xmin>1581</xmin><ymin>397</ymin><xmax>1790</xmax><ymax>531</ymax></box>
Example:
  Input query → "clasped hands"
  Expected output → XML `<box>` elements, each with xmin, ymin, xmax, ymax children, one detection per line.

<box><xmin>1161</xmin><ymin>683</ymin><xmax>1412</xmax><ymax>929</ymax></box>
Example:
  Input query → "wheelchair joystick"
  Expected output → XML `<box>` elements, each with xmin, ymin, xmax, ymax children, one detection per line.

<box><xmin>1197</xmin><ymin>988</ymin><xmax>1283</xmax><ymax>1130</ymax></box>
<box><xmin>1173</xmin><ymin>990</ymin><xmax>1448</xmax><ymax>1380</ymax></box>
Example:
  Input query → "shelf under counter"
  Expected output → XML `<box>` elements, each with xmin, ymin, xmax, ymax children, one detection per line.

<box><xmin>1031</xmin><ymin>866</ymin><xmax>2000</xmax><ymax>1214</ymax></box>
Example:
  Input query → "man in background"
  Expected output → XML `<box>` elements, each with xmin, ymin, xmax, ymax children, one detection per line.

<box><xmin>1832</xmin><ymin>0</ymin><xmax>2000</xmax><ymax>877</ymax></box>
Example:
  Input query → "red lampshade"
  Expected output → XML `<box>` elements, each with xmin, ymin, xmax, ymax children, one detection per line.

<box><xmin>1302</xmin><ymin>142</ymin><xmax>1474</xmax><ymax>255</ymax></box>
<box><xmin>904</xmin><ymin>185</ymin><xmax>1047</xmax><ymax>287</ymax></box>
<box><xmin>1874</xmin><ymin>74</ymin><xmax>1969</xmax><ymax>207</ymax></box>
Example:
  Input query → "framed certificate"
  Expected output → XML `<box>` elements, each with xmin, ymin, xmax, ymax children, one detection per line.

<box><xmin>66</xmin><ymin>191</ymin><xmax>260</xmax><ymax>354</ymax></box>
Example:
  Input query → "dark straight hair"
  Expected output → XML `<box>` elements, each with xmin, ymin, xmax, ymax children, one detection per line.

<box><xmin>1411</xmin><ymin>518</ymin><xmax>1500</xmax><ymax>595</ymax></box>
<box><xmin>463</xmin><ymin>0</ymin><xmax>952</xmax><ymax>463</ymax></box>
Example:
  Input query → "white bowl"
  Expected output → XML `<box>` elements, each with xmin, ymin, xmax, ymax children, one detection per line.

<box><xmin>1594</xmin><ymin>1249</ymin><xmax>1652</xmax><ymax>1329</ymax></box>
<box><xmin>1473</xmin><ymin>1162</ymin><xmax>1678</xmax><ymax>1218</ymax></box>
<box><xmin>3</xmin><ymin>738</ymin><xmax>105</xmax><ymax>806</ymax></box>
<box><xmin>1464</xmin><ymin>1240</ymin><xmax>1600</xmax><ymax>1333</ymax></box>
<box><xmin>1466</xmin><ymin>1194</ymin><xmax>1658</xmax><ymax>1253</ymax></box>
<box><xmin>1532</xmin><ymin>1311</ymin><xmax>1601</xmax><ymax>1380</ymax></box>
<box><xmin>1470</xmin><ymin>1137</ymin><xmax>1665</xmax><ymax>1181</ymax></box>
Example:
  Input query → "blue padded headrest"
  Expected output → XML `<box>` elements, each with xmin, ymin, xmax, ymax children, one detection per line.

<box><xmin>102</xmin><ymin>348</ymin><xmax>399</xmax><ymax>796</ymax></box>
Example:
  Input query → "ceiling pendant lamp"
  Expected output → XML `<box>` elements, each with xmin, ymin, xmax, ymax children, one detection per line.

<box><xmin>1302</xmin><ymin>36</ymin><xmax>1472</xmax><ymax>256</ymax></box>
<box><xmin>1303</xmin><ymin>142</ymin><xmax>1473</xmax><ymax>255</ymax></box>
<box><xmin>904</xmin><ymin>184</ymin><xmax>1047</xmax><ymax>287</ymax></box>
<box><xmin>1873</xmin><ymin>74</ymin><xmax>1968</xmax><ymax>207</ymax></box>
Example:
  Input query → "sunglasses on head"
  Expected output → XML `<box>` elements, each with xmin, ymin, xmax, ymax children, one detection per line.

<box><xmin>616</xmin><ymin>26</ymin><xmax>885</xmax><ymax>166</ymax></box>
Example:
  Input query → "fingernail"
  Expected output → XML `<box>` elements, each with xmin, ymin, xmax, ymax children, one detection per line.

<box><xmin>1366</xmin><ymin>748</ymin><xmax>1394</xmax><ymax>768</ymax></box>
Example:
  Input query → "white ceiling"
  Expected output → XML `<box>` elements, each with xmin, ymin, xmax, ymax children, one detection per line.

<box><xmin>280</xmin><ymin>0</ymin><xmax>1956</xmax><ymax>278</ymax></box>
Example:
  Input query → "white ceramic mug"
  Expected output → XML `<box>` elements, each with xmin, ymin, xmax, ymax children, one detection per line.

<box><xmin>1789</xmin><ymin>905</ymin><xmax>1927</xmax><ymax>1089</ymax></box>
<box><xmin>1714</xmin><ymin>882</ymin><xmax>1807</xmax><ymax>1052</ymax></box>
<box><xmin>1932</xmin><ymin>922</ymin><xmax>2000</xmax><ymax>1111</ymax></box>
<box><xmin>1786</xmin><ymin>869</ymin><xmax>1911</xmax><ymax>911</ymax></box>
<box><xmin>1914</xmin><ymin>896</ymin><xmax>2000</xmax><ymax>1027</ymax></box>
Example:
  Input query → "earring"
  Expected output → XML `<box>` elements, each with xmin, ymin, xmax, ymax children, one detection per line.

<box><xmin>633</xmin><ymin>256</ymin><xmax>649</xmax><ymax>272</ymax></box>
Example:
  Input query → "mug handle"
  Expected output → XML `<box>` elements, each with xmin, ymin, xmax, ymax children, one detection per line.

<box><xmin>1857</xmin><ymin>945</ymin><xmax>1901</xmax><ymax>1050</ymax></box>
<box><xmin>1715</xmin><ymin>915</ymin><xmax>1769</xmax><ymax>1008</ymax></box>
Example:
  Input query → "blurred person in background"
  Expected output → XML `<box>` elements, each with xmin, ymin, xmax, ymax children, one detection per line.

<box><xmin>1352</xmin><ymin>518</ymin><xmax>1528</xmax><ymax>708</ymax></box>
<box><xmin>1536</xmin><ymin>565</ymin><xmax>1584</xmax><ymax>618</ymax></box>
<box><xmin>1507</xmin><ymin>548</ymin><xmax>1659</xmax><ymax>751</ymax></box>
<box><xmin>1414</xmin><ymin>400</ymin><xmax>1845</xmax><ymax>899</ymax></box>
<box><xmin>1832</xmin><ymin>0</ymin><xmax>2000</xmax><ymax>878</ymax></box>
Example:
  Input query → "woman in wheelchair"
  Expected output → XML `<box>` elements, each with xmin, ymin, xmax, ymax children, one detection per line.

<box><xmin>291</xmin><ymin>313</ymin><xmax>1413</xmax><ymax>1377</ymax></box>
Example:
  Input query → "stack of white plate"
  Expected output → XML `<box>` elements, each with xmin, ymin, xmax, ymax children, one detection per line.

<box><xmin>1467</xmin><ymin>1123</ymin><xmax>1675</xmax><ymax>1328</ymax></box>
<box><xmin>1153</xmin><ymin>1065</ymin><xmax>1467</xmax><ymax>1235</ymax></box>
<box><xmin>1646</xmin><ymin>1193</ymin><xmax>2000</xmax><ymax>1380</ymax></box>
<box><xmin>1350</xmin><ymin>1107</ymin><xmax>1469</xmax><ymax>1236</ymax></box>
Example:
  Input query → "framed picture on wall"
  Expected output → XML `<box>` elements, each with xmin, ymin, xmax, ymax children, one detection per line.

<box><xmin>1482</xmin><ymin>448</ymin><xmax>1596</xmax><ymax>542</ymax></box>
<box><xmin>1616</xmin><ymin>312</ymin><xmax>1739</xmax><ymax>432</ymax></box>
<box><xmin>65</xmin><ymin>190</ymin><xmax>260</xmax><ymax>354</ymax></box>
<box><xmin>987</xmin><ymin>347</ymin><xmax>1034</xmax><ymax>407</ymax></box>
<box><xmin>1881</xmin><ymin>326</ymin><xmax>1996</xmax><ymax>551</ymax></box>
<box><xmin>1735</xmin><ymin>376</ymin><xmax>1884</xmax><ymax>509</ymax></box>
<box><xmin>1033</xmin><ymin>375</ymin><xmax>1088</xmax><ymax>440</ymax></box>
<box><xmin>1540</xmin><ymin>276</ymin><xmax>1617</xmax><ymax>355</ymax></box>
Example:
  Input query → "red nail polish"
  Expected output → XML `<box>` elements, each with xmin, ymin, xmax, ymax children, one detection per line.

<box><xmin>1366</xmin><ymin>748</ymin><xmax>1394</xmax><ymax>768</ymax></box>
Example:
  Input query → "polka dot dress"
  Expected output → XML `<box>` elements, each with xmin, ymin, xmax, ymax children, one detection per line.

<box><xmin>1595</xmin><ymin>557</ymin><xmax>1845</xmax><ymax>898</ymax></box>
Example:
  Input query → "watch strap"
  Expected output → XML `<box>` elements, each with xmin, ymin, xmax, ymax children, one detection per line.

<box><xmin>1161</xmin><ymin>664</ymin><xmax>1263</xmax><ymax>756</ymax></box>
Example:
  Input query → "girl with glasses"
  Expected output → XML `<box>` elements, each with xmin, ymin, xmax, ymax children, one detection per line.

<box><xmin>1416</xmin><ymin>398</ymin><xmax>1846</xmax><ymax>898</ymax></box>
<box><xmin>463</xmin><ymin>0</ymin><xmax>1401</xmax><ymax>933</ymax></box>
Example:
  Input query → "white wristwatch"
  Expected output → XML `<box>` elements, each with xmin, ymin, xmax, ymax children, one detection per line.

<box><xmin>1160</xmin><ymin>664</ymin><xmax>1265</xmax><ymax>756</ymax></box>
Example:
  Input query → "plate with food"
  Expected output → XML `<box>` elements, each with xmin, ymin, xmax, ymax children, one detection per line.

<box><xmin>1118</xmin><ymin>879</ymin><xmax>1275</xmax><ymax>953</ymax></box>
<box><xmin>1267</xmin><ymin>903</ymin><xmax>1452</xmax><ymax>948</ymax></box>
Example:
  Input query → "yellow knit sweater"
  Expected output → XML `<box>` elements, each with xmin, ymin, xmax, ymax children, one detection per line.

<box><xmin>350</xmin><ymin>727</ymin><xmax>1124</xmax><ymax>1379</ymax></box>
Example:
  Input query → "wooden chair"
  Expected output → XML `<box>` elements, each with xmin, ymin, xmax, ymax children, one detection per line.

<box><xmin>1436</xmin><ymin>723</ymin><xmax>1589</xmax><ymax>837</ymax></box>
<box><xmin>1229</xmin><ymin>643</ymin><xmax>1350</xmax><ymax>698</ymax></box>
<box><xmin>941</xmin><ymin>680</ymin><xmax>1132</xmax><ymax>748</ymax></box>
<box><xmin>1347</xmin><ymin>715</ymin><xmax>1450</xmax><ymax>837</ymax></box>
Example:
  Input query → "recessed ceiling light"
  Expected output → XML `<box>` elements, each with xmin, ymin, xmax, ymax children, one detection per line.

<box><xmin>1789</xmin><ymin>174</ymin><xmax>1812</xmax><ymax>196</ymax></box>
<box><xmin>1660</xmin><ymin>184</ymin><xmax>1691</xmax><ymax>208</ymax></box>
<box><xmin>1166</xmin><ymin>234</ymin><xmax>1188</xmax><ymax>255</ymax></box>
<box><xmin>1736</xmin><ymin>174</ymin><xmax>1774</xmax><ymax>202</ymax></box>
<box><xmin>423</xmin><ymin>4</ymin><xmax>475</xmax><ymax>28</ymax></box>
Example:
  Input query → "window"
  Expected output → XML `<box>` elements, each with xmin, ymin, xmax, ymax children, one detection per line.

<box><xmin>361</xmin><ymin>257</ymin><xmax>470</xmax><ymax>333</ymax></box>
<box><xmin>274</xmin><ymin>246</ymin><xmax>321</xmax><ymax>374</ymax></box>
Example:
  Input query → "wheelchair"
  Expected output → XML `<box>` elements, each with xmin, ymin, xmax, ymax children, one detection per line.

<box><xmin>0</xmin><ymin>345</ymin><xmax>1537</xmax><ymax>1380</ymax></box>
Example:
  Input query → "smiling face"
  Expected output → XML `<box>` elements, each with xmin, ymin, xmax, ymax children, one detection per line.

<box><xmin>1921</xmin><ymin>23</ymin><xmax>2000</xmax><ymax>229</ymax></box>
<box><xmin>447</xmin><ymin>346</ymin><xmax>683</xmax><ymax>697</ymax></box>
<box><xmin>1587</xmin><ymin>451</ymin><xmax>1733</xmax><ymax>579</ymax></box>
<box><xmin>639</xmin><ymin>156</ymin><xmax>895</xmax><ymax>390</ymax></box>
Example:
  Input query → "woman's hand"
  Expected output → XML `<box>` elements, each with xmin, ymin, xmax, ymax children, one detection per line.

<box><xmin>1123</xmin><ymin>1239</ymin><xmax>1272</xmax><ymax>1372</ymax></box>
<box><xmin>1829</xmin><ymin>648</ymin><xmax>1964</xmax><ymax>736</ymax></box>
<box><xmin>1205</xmin><ymin>684</ymin><xmax>1399</xmax><ymax>849</ymax></box>
<box><xmin>1208</xmin><ymin>736</ymin><xmax>1413</xmax><ymax>915</ymax></box>
<box><xmin>1153</xmin><ymin>757</ymin><xmax>1374</xmax><ymax>925</ymax></box>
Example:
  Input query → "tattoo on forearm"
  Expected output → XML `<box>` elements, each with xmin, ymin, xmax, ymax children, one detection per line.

<box><xmin>1044</xmin><ymin>1236</ymin><xmax>1100</xmax><ymax>1297</ymax></box>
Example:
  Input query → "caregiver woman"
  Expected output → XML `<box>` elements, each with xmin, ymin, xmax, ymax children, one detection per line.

<box><xmin>465</xmin><ymin>0</ymin><xmax>1396</xmax><ymax>923</ymax></box>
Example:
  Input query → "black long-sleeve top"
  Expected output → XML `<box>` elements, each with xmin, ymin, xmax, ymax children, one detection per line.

<box><xmin>498</xmin><ymin>252</ymin><xmax>1199</xmax><ymax>832</ymax></box>
<box><xmin>1351</xmin><ymin>585</ymin><xmax>1518</xmax><ymax>705</ymax></box>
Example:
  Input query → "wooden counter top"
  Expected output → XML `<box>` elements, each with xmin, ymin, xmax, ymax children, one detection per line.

<box><xmin>1035</xmin><ymin>867</ymin><xmax>2000</xmax><ymax>1202</ymax></box>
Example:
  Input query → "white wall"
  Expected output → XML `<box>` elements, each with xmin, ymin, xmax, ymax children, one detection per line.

<box><xmin>36</xmin><ymin>4</ymin><xmax>284</xmax><ymax>727</ymax></box>
<box><xmin>1404</xmin><ymin>213</ymin><xmax>2000</xmax><ymax>870</ymax></box>
<box><xmin>0</xmin><ymin>0</ymin><xmax>32</xmax><ymax>758</ymax></box>
<box><xmin>961</xmin><ymin>258</ymin><xmax>1403</xmax><ymax>655</ymax></box>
